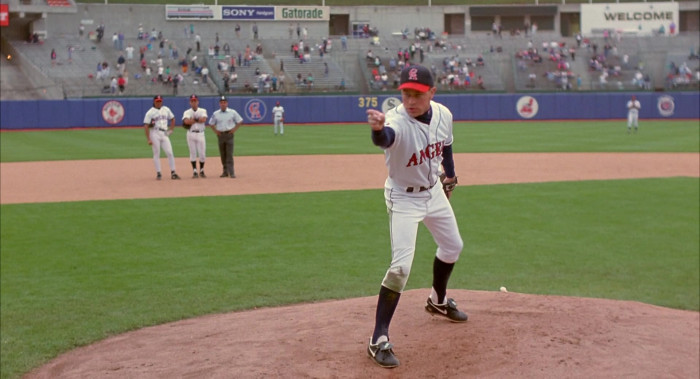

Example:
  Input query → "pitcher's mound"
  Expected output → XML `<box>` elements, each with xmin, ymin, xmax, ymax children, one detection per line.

<box><xmin>27</xmin><ymin>289</ymin><xmax>699</xmax><ymax>378</ymax></box>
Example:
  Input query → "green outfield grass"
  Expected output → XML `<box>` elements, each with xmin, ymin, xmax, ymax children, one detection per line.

<box><xmin>1</xmin><ymin>120</ymin><xmax>699</xmax><ymax>378</ymax></box>
<box><xmin>1</xmin><ymin>120</ymin><xmax>698</xmax><ymax>162</ymax></box>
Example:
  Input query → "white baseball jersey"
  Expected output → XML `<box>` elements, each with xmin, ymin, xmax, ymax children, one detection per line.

<box><xmin>627</xmin><ymin>99</ymin><xmax>640</xmax><ymax>116</ymax></box>
<box><xmin>182</xmin><ymin>107</ymin><xmax>208</xmax><ymax>132</ymax></box>
<box><xmin>272</xmin><ymin>105</ymin><xmax>285</xmax><ymax>120</ymax></box>
<box><xmin>144</xmin><ymin>106</ymin><xmax>175</xmax><ymax>130</ymax></box>
<box><xmin>381</xmin><ymin>101</ymin><xmax>454</xmax><ymax>191</ymax></box>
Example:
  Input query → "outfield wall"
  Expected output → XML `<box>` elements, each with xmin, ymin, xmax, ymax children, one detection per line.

<box><xmin>0</xmin><ymin>92</ymin><xmax>698</xmax><ymax>130</ymax></box>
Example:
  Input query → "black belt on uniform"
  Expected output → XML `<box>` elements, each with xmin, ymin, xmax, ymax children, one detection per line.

<box><xmin>406</xmin><ymin>184</ymin><xmax>434</xmax><ymax>193</ymax></box>
<box><xmin>155</xmin><ymin>127</ymin><xmax>168</xmax><ymax>132</ymax></box>
<box><xmin>189</xmin><ymin>130</ymin><xmax>202</xmax><ymax>133</ymax></box>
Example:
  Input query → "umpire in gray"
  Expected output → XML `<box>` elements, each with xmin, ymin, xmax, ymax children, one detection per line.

<box><xmin>208</xmin><ymin>96</ymin><xmax>244</xmax><ymax>178</ymax></box>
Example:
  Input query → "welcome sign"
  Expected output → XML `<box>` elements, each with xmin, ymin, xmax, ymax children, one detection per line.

<box><xmin>581</xmin><ymin>2</ymin><xmax>679</xmax><ymax>36</ymax></box>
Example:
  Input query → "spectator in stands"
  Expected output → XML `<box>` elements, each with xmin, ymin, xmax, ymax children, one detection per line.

<box><xmin>79</xmin><ymin>24</ymin><xmax>85</xmax><ymax>38</ymax></box>
<box><xmin>223</xmin><ymin>73</ymin><xmax>231</xmax><ymax>93</ymax></box>
<box><xmin>223</xmin><ymin>43</ymin><xmax>230</xmax><ymax>56</ymax></box>
<box><xmin>51</xmin><ymin>49</ymin><xmax>57</xmax><ymax>66</ymax></box>
<box><xmin>477</xmin><ymin>75</ymin><xmax>485</xmax><ymax>90</ymax></box>
<box><xmin>252</xmin><ymin>23</ymin><xmax>259</xmax><ymax>40</ymax></box>
<box><xmin>278</xmin><ymin>75</ymin><xmax>285</xmax><ymax>92</ymax></box>
<box><xmin>117</xmin><ymin>54</ymin><xmax>126</xmax><ymax>75</ymax></box>
<box><xmin>112</xmin><ymin>33</ymin><xmax>118</xmax><ymax>49</ymax></box>
<box><xmin>118</xmin><ymin>31</ymin><xmax>124</xmax><ymax>51</ymax></box>
<box><xmin>476</xmin><ymin>55</ymin><xmax>484</xmax><ymax>67</ymax></box>
<box><xmin>96</xmin><ymin>24</ymin><xmax>105</xmax><ymax>43</ymax></box>
<box><xmin>341</xmin><ymin>35</ymin><xmax>348</xmax><ymax>51</ymax></box>
<box><xmin>366</xmin><ymin>49</ymin><xmax>375</xmax><ymax>62</ymax></box>
<box><xmin>307</xmin><ymin>73</ymin><xmax>315</xmax><ymax>89</ymax></box>
<box><xmin>101</xmin><ymin>62</ymin><xmax>110</xmax><ymax>80</ymax></box>
<box><xmin>125</xmin><ymin>44</ymin><xmax>134</xmax><ymax>62</ymax></box>
<box><xmin>118</xmin><ymin>75</ymin><xmax>126</xmax><ymax>94</ymax></box>
<box><xmin>195</xmin><ymin>34</ymin><xmax>201</xmax><ymax>52</ymax></box>
<box><xmin>201</xmin><ymin>66</ymin><xmax>209</xmax><ymax>84</ymax></box>
<box><xmin>235</xmin><ymin>24</ymin><xmax>241</xmax><ymax>38</ymax></box>
<box><xmin>244</xmin><ymin>45</ymin><xmax>252</xmax><ymax>66</ymax></box>
<box><xmin>669</xmin><ymin>21</ymin><xmax>676</xmax><ymax>36</ymax></box>
<box><xmin>110</xmin><ymin>76</ymin><xmax>118</xmax><ymax>93</ymax></box>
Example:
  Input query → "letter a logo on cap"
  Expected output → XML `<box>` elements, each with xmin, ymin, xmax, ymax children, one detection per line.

<box><xmin>408</xmin><ymin>68</ymin><xmax>419</xmax><ymax>81</ymax></box>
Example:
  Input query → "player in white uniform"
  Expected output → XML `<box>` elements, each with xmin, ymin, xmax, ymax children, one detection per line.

<box><xmin>272</xmin><ymin>101</ymin><xmax>285</xmax><ymax>135</ymax></box>
<box><xmin>626</xmin><ymin>95</ymin><xmax>641</xmax><ymax>133</ymax></box>
<box><xmin>143</xmin><ymin>95</ymin><xmax>180</xmax><ymax>180</ymax></box>
<box><xmin>365</xmin><ymin>64</ymin><xmax>466</xmax><ymax>369</ymax></box>
<box><xmin>182</xmin><ymin>94</ymin><xmax>208</xmax><ymax>178</ymax></box>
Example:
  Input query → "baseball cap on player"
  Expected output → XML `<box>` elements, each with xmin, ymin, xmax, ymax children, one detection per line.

<box><xmin>153</xmin><ymin>95</ymin><xmax>163</xmax><ymax>102</ymax></box>
<box><xmin>219</xmin><ymin>95</ymin><xmax>227</xmax><ymax>102</ymax></box>
<box><xmin>399</xmin><ymin>64</ymin><xmax>434</xmax><ymax>92</ymax></box>
<box><xmin>189</xmin><ymin>94</ymin><xmax>198</xmax><ymax>101</ymax></box>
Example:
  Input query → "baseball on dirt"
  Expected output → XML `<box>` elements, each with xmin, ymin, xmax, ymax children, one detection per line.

<box><xmin>499</xmin><ymin>286</ymin><xmax>508</xmax><ymax>293</ymax></box>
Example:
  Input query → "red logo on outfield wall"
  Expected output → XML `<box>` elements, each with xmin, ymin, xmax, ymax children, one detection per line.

<box><xmin>102</xmin><ymin>100</ymin><xmax>125</xmax><ymax>125</ymax></box>
<box><xmin>0</xmin><ymin>4</ymin><xmax>9</xmax><ymax>27</ymax></box>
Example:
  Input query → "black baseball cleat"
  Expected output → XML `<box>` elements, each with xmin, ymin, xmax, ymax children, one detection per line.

<box><xmin>220</xmin><ymin>172</ymin><xmax>229</xmax><ymax>178</ymax></box>
<box><xmin>199</xmin><ymin>171</ymin><xmax>206</xmax><ymax>178</ymax></box>
<box><xmin>367</xmin><ymin>337</ymin><xmax>399</xmax><ymax>368</ymax></box>
<box><xmin>425</xmin><ymin>297</ymin><xmax>468</xmax><ymax>322</ymax></box>
<box><xmin>192</xmin><ymin>171</ymin><xmax>199</xmax><ymax>178</ymax></box>
<box><xmin>171</xmin><ymin>172</ymin><xmax>181</xmax><ymax>180</ymax></box>
<box><xmin>156</xmin><ymin>172</ymin><xmax>162</xmax><ymax>180</ymax></box>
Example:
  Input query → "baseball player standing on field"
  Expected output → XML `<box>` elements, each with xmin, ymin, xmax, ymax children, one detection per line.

<box><xmin>272</xmin><ymin>101</ymin><xmax>285</xmax><ymax>135</ymax></box>
<box><xmin>144</xmin><ymin>95</ymin><xmax>180</xmax><ymax>180</ymax></box>
<box><xmin>626</xmin><ymin>95</ymin><xmax>641</xmax><ymax>134</ymax></box>
<box><xmin>208</xmin><ymin>96</ymin><xmax>243</xmax><ymax>178</ymax></box>
<box><xmin>182</xmin><ymin>94</ymin><xmax>208</xmax><ymax>178</ymax></box>
<box><xmin>365</xmin><ymin>64</ymin><xmax>466</xmax><ymax>369</ymax></box>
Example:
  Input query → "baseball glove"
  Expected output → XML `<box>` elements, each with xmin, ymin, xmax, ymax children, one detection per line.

<box><xmin>182</xmin><ymin>122</ymin><xmax>191</xmax><ymax>130</ymax></box>
<box><xmin>440</xmin><ymin>173</ymin><xmax>458</xmax><ymax>199</ymax></box>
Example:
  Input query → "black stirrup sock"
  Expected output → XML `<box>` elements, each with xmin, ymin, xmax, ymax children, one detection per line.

<box><xmin>372</xmin><ymin>285</ymin><xmax>401</xmax><ymax>344</ymax></box>
<box><xmin>432</xmin><ymin>257</ymin><xmax>455</xmax><ymax>304</ymax></box>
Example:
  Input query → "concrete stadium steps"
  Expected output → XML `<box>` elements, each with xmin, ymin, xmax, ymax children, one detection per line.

<box><xmin>276</xmin><ymin>56</ymin><xmax>352</xmax><ymax>92</ymax></box>
<box><xmin>207</xmin><ymin>56</ymin><xmax>275</xmax><ymax>94</ymax></box>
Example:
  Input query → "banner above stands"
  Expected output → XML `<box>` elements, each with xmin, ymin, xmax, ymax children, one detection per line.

<box><xmin>165</xmin><ymin>4</ymin><xmax>330</xmax><ymax>21</ymax></box>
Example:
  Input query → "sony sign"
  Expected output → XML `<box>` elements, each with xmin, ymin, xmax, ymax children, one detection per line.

<box><xmin>581</xmin><ymin>2</ymin><xmax>678</xmax><ymax>36</ymax></box>
<box><xmin>221</xmin><ymin>6</ymin><xmax>274</xmax><ymax>20</ymax></box>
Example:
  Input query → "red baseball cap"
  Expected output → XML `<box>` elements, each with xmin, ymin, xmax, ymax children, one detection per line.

<box><xmin>398</xmin><ymin>64</ymin><xmax>434</xmax><ymax>92</ymax></box>
<box><xmin>189</xmin><ymin>94</ymin><xmax>198</xmax><ymax>101</ymax></box>
<box><xmin>153</xmin><ymin>95</ymin><xmax>163</xmax><ymax>102</ymax></box>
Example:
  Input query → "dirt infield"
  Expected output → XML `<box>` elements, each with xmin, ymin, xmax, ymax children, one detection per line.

<box><xmin>7</xmin><ymin>153</ymin><xmax>699</xmax><ymax>378</ymax></box>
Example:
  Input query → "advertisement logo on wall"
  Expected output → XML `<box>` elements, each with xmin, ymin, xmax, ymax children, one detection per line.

<box><xmin>102</xmin><ymin>100</ymin><xmax>125</xmax><ymax>125</ymax></box>
<box><xmin>657</xmin><ymin>95</ymin><xmax>675</xmax><ymax>117</ymax></box>
<box><xmin>516</xmin><ymin>96</ymin><xmax>539</xmax><ymax>119</ymax></box>
<box><xmin>245</xmin><ymin>99</ymin><xmax>267</xmax><ymax>122</ymax></box>
<box><xmin>382</xmin><ymin>97</ymin><xmax>401</xmax><ymax>113</ymax></box>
